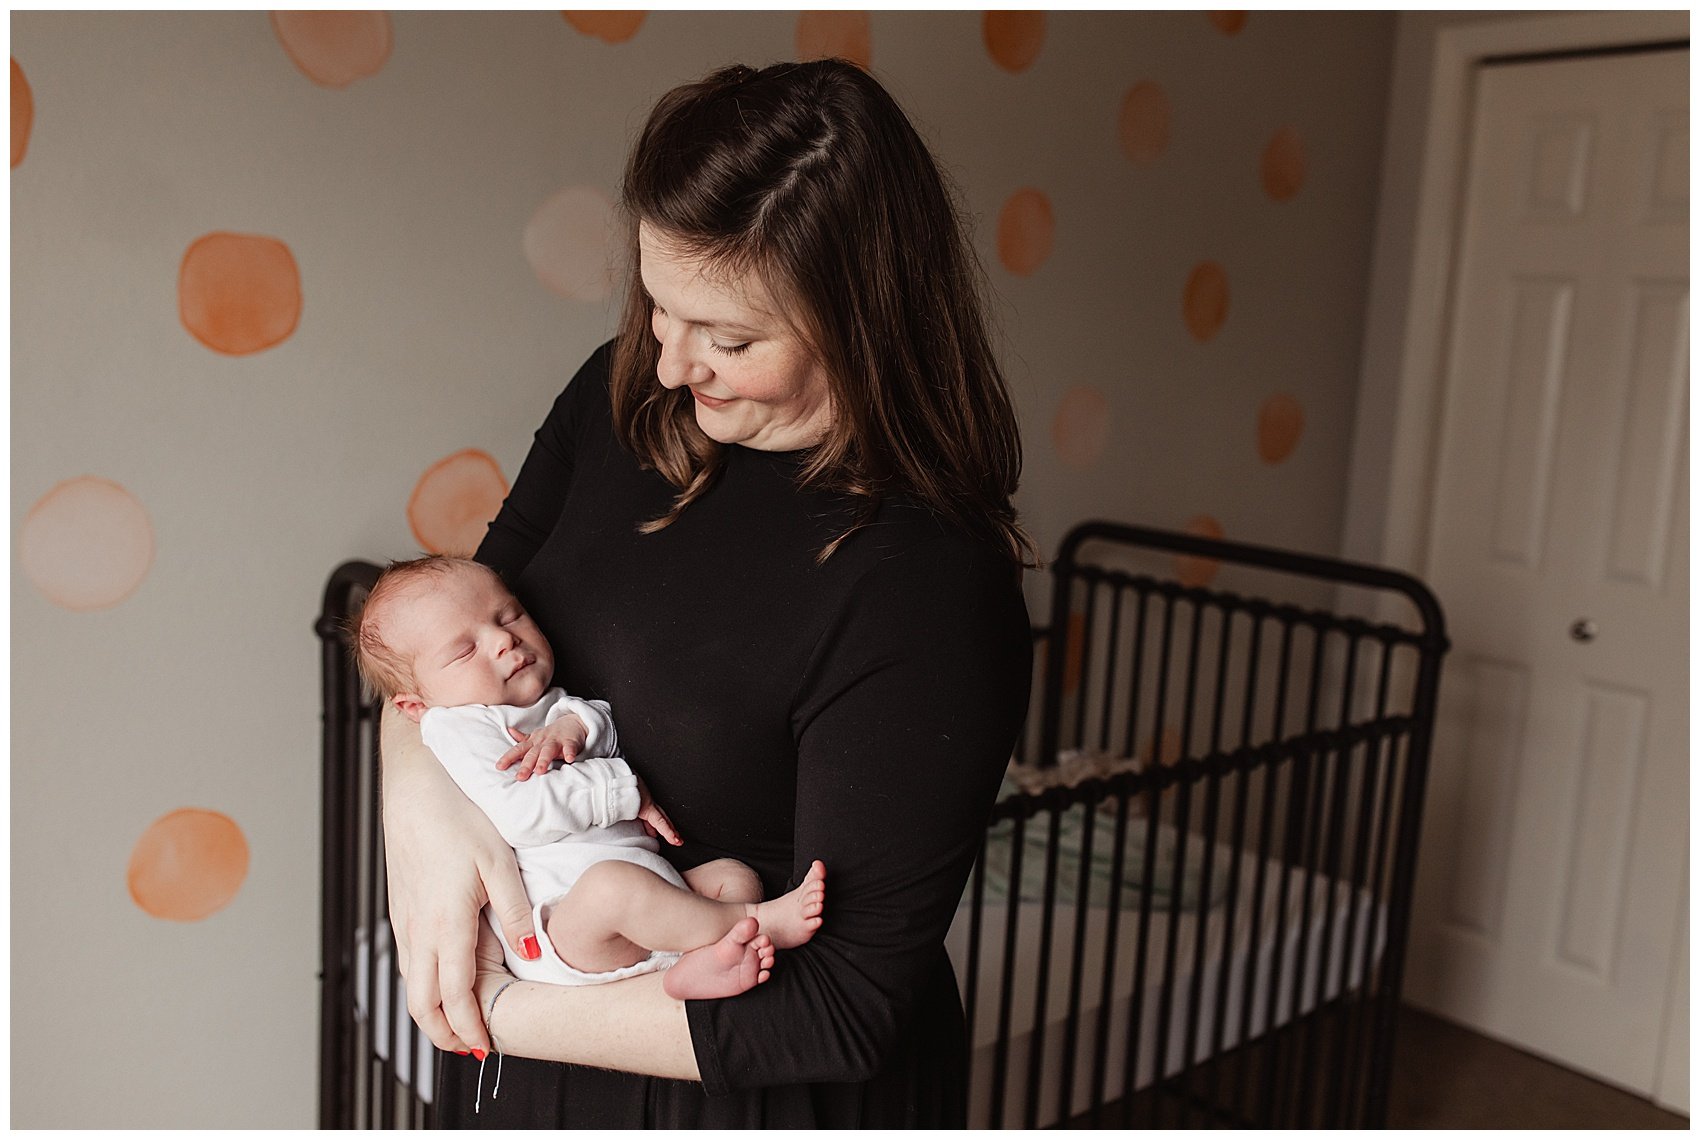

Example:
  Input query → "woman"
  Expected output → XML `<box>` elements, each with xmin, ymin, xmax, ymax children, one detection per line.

<box><xmin>380</xmin><ymin>59</ymin><xmax>1035</xmax><ymax>1127</ymax></box>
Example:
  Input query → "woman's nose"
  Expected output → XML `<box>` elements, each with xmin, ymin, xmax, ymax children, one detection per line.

<box><xmin>655</xmin><ymin>324</ymin><xmax>705</xmax><ymax>391</ymax></box>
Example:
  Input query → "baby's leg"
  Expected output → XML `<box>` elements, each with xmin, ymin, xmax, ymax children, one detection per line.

<box><xmin>547</xmin><ymin>858</ymin><xmax>826</xmax><ymax>978</ymax></box>
<box><xmin>547</xmin><ymin>860</ymin><xmax>769</xmax><ymax>977</ymax></box>
<box><xmin>683</xmin><ymin>857</ymin><xmax>764</xmax><ymax>903</ymax></box>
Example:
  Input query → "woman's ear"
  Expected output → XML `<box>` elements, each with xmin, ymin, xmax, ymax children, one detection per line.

<box><xmin>392</xmin><ymin>693</ymin><xmax>429</xmax><ymax>723</ymax></box>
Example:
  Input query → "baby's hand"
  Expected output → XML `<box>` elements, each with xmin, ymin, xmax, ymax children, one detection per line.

<box><xmin>636</xmin><ymin>777</ymin><xmax>682</xmax><ymax>847</ymax></box>
<box><xmin>496</xmin><ymin>715</ymin><xmax>589</xmax><ymax>781</ymax></box>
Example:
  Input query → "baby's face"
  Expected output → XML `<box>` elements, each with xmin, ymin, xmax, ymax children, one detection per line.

<box><xmin>384</xmin><ymin>565</ymin><xmax>555</xmax><ymax>710</ymax></box>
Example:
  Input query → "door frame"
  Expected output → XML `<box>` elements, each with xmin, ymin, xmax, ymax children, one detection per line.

<box><xmin>1355</xmin><ymin>10</ymin><xmax>1688</xmax><ymax>577</ymax></box>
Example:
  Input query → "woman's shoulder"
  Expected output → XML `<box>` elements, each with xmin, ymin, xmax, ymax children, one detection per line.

<box><xmin>831</xmin><ymin>496</ymin><xmax>1025</xmax><ymax>604</ymax></box>
<box><xmin>551</xmin><ymin>338</ymin><xmax>617</xmax><ymax>421</ymax></box>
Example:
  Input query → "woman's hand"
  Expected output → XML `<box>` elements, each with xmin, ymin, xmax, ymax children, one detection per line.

<box><xmin>380</xmin><ymin>704</ymin><xmax>540</xmax><ymax>1056</ymax></box>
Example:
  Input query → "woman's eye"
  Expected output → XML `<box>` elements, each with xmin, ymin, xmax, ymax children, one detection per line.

<box><xmin>711</xmin><ymin>341</ymin><xmax>751</xmax><ymax>356</ymax></box>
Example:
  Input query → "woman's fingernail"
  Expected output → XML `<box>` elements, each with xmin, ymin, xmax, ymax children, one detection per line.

<box><xmin>456</xmin><ymin>1050</ymin><xmax>470</xmax><ymax>1055</ymax></box>
<box><xmin>521</xmin><ymin>935</ymin><xmax>541</xmax><ymax>960</ymax></box>
<box><xmin>472</xmin><ymin>1049</ymin><xmax>488</xmax><ymax>1061</ymax></box>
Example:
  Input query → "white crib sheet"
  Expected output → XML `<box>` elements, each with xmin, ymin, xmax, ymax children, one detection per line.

<box><xmin>946</xmin><ymin>836</ymin><xmax>1389</xmax><ymax>1128</ymax></box>
<box><xmin>352</xmin><ymin>922</ymin><xmax>435</xmax><ymax>1105</ymax></box>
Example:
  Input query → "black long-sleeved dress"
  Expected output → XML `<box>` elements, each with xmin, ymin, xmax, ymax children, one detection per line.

<box><xmin>437</xmin><ymin>341</ymin><xmax>1032</xmax><ymax>1128</ymax></box>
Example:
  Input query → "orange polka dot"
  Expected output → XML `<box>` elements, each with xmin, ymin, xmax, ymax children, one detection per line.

<box><xmin>562</xmin><ymin>11</ymin><xmax>646</xmax><ymax>43</ymax></box>
<box><xmin>1052</xmin><ymin>385</ymin><xmax>1110</xmax><ymax>470</ymax></box>
<box><xmin>21</xmin><ymin>477</ymin><xmax>155</xmax><ymax>611</ymax></box>
<box><xmin>1258</xmin><ymin>393</ymin><xmax>1304</xmax><ymax>464</ymax></box>
<box><xmin>1261</xmin><ymin>125</ymin><xmax>1305</xmax><ymax>202</ymax></box>
<box><xmin>12</xmin><ymin>57</ymin><xmax>33</xmax><ymax>169</ymax></box>
<box><xmin>1062</xmin><ymin>610</ymin><xmax>1086</xmax><ymax>696</ymax></box>
<box><xmin>797</xmin><ymin>11</ymin><xmax>871</xmax><ymax>70</ymax></box>
<box><xmin>128</xmin><ymin>809</ymin><xmax>249</xmax><ymax>922</ymax></box>
<box><xmin>1175</xmin><ymin>515</ymin><xmax>1224</xmax><ymax>588</ymax></box>
<box><xmin>179</xmin><ymin>232</ymin><xmax>302</xmax><ymax>356</ymax></box>
<box><xmin>408</xmin><ymin>450</ymin><xmax>508</xmax><ymax>557</ymax></box>
<box><xmin>1118</xmin><ymin>81</ymin><xmax>1169</xmax><ymax>165</ymax></box>
<box><xmin>270</xmin><ymin>11</ymin><xmax>392</xmax><ymax>89</ymax></box>
<box><xmin>1183</xmin><ymin>261</ymin><xmax>1229</xmax><ymax>343</ymax></box>
<box><xmin>524</xmin><ymin>185</ymin><xmax>616</xmax><ymax>302</ymax></box>
<box><xmin>983</xmin><ymin>11</ymin><xmax>1044</xmax><ymax>73</ymax></box>
<box><xmin>997</xmin><ymin>188</ymin><xmax>1054</xmax><ymax>277</ymax></box>
<box><xmin>1139</xmin><ymin>726</ymin><xmax>1185</xmax><ymax>768</ymax></box>
<box><xmin>1208</xmin><ymin>11</ymin><xmax>1247</xmax><ymax>35</ymax></box>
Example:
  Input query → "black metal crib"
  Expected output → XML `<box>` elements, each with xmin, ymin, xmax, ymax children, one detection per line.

<box><xmin>317</xmin><ymin>521</ymin><xmax>1447</xmax><ymax>1129</ymax></box>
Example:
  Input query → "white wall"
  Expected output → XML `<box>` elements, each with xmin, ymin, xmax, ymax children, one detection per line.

<box><xmin>11</xmin><ymin>11</ymin><xmax>1394</xmax><ymax>1125</ymax></box>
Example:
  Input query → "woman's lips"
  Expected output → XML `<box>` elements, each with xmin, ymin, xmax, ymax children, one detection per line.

<box><xmin>691</xmin><ymin>390</ymin><xmax>733</xmax><ymax>409</ymax></box>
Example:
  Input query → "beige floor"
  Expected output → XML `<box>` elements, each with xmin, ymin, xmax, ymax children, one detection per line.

<box><xmin>1387</xmin><ymin>1004</ymin><xmax>1687</xmax><ymax>1130</ymax></box>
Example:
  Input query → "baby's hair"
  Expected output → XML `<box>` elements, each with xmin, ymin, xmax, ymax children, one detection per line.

<box><xmin>346</xmin><ymin>554</ymin><xmax>504</xmax><ymax>701</ymax></box>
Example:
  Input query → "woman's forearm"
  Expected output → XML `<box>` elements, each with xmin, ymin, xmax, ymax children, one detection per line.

<box><xmin>480</xmin><ymin>970</ymin><xmax>701</xmax><ymax>1079</ymax></box>
<box><xmin>382</xmin><ymin>703</ymin><xmax>703</xmax><ymax>1076</ymax></box>
<box><xmin>380</xmin><ymin>702</ymin><xmax>448</xmax><ymax>804</ymax></box>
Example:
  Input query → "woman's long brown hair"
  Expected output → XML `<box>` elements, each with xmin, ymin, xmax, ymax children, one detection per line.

<box><xmin>610</xmin><ymin>60</ymin><xmax>1036</xmax><ymax>567</ymax></box>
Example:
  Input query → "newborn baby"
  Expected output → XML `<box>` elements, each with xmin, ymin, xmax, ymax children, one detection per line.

<box><xmin>351</xmin><ymin>554</ymin><xmax>826</xmax><ymax>999</ymax></box>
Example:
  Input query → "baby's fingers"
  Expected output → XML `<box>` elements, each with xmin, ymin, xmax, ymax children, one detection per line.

<box><xmin>495</xmin><ymin>728</ymin><xmax>530</xmax><ymax>772</ymax></box>
<box><xmin>512</xmin><ymin>742</ymin><xmax>557</xmax><ymax>782</ymax></box>
<box><xmin>644</xmin><ymin>805</ymin><xmax>683</xmax><ymax>847</ymax></box>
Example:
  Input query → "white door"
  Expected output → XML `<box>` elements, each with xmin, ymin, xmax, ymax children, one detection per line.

<box><xmin>1404</xmin><ymin>47</ymin><xmax>1689</xmax><ymax>1110</ymax></box>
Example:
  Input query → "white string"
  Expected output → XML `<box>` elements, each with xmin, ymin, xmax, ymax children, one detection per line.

<box><xmin>477</xmin><ymin>977</ymin><xmax>521</xmax><ymax>1114</ymax></box>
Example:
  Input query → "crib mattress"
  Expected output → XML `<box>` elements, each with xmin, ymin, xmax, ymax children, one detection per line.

<box><xmin>945</xmin><ymin>834</ymin><xmax>1389</xmax><ymax>1127</ymax></box>
<box><xmin>353</xmin><ymin>924</ymin><xmax>436</xmax><ymax>1104</ymax></box>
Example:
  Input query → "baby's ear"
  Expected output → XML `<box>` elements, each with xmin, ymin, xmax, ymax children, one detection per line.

<box><xmin>392</xmin><ymin>693</ymin><xmax>428</xmax><ymax>724</ymax></box>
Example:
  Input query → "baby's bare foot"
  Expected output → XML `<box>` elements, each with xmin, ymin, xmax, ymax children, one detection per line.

<box><xmin>753</xmin><ymin>859</ymin><xmax>825</xmax><ymax>950</ymax></box>
<box><xmin>662</xmin><ymin>917</ymin><xmax>775</xmax><ymax>1000</ymax></box>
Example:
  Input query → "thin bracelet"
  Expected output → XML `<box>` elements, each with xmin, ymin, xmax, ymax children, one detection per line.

<box><xmin>485</xmin><ymin>979</ymin><xmax>521</xmax><ymax>1050</ymax></box>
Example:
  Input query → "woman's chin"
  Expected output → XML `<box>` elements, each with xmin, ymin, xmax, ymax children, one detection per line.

<box><xmin>694</xmin><ymin>406</ymin><xmax>744</xmax><ymax>445</ymax></box>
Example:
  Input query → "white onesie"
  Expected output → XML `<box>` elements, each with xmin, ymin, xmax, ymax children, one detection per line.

<box><xmin>420</xmin><ymin>688</ymin><xmax>685</xmax><ymax>986</ymax></box>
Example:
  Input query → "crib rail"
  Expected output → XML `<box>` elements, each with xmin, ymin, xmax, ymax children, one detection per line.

<box><xmin>961</xmin><ymin>520</ymin><xmax>1447</xmax><ymax>1127</ymax></box>
<box><xmin>957</xmin><ymin>718</ymin><xmax>1422</xmax><ymax>1127</ymax></box>
<box><xmin>317</xmin><ymin>560</ymin><xmax>438</xmax><ymax>1130</ymax></box>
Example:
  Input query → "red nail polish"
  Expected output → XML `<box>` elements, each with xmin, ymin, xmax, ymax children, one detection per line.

<box><xmin>521</xmin><ymin>934</ymin><xmax>541</xmax><ymax>960</ymax></box>
<box><xmin>455</xmin><ymin>1050</ymin><xmax>470</xmax><ymax>1056</ymax></box>
<box><xmin>473</xmin><ymin>1049</ymin><xmax>488</xmax><ymax>1061</ymax></box>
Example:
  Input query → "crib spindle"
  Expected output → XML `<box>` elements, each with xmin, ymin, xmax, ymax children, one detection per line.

<box><xmin>1057</xmin><ymin>794</ymin><xmax>1099</xmax><ymax>1124</ymax></box>
<box><xmin>1087</xmin><ymin>785</ymin><xmax>1134</xmax><ymax>1125</ymax></box>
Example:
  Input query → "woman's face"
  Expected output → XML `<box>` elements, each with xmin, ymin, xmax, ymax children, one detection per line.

<box><xmin>639</xmin><ymin>223</ymin><xmax>834</xmax><ymax>452</ymax></box>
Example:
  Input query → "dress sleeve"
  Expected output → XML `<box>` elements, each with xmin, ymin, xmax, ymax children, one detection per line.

<box><xmin>421</xmin><ymin>706</ymin><xmax>642</xmax><ymax>849</ymax></box>
<box><xmin>475</xmin><ymin>341</ymin><xmax>613</xmax><ymax>583</ymax></box>
<box><xmin>684</xmin><ymin>534</ymin><xmax>1032</xmax><ymax>1091</ymax></box>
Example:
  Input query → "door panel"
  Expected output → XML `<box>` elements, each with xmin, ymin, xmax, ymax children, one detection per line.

<box><xmin>1405</xmin><ymin>47</ymin><xmax>1688</xmax><ymax>1099</ymax></box>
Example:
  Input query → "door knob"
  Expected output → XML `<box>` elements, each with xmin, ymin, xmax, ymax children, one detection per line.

<box><xmin>1570</xmin><ymin>618</ymin><xmax>1597</xmax><ymax>643</ymax></box>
